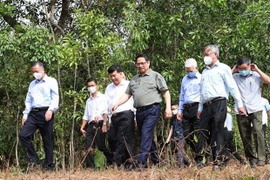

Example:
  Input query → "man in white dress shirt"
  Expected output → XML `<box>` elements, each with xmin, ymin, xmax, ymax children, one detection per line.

<box><xmin>105</xmin><ymin>65</ymin><xmax>136</xmax><ymax>170</ymax></box>
<box><xmin>80</xmin><ymin>77</ymin><xmax>113</xmax><ymax>168</ymax></box>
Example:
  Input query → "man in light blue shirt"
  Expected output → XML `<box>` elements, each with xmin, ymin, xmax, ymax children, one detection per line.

<box><xmin>177</xmin><ymin>58</ymin><xmax>205</xmax><ymax>167</ymax></box>
<box><xmin>19</xmin><ymin>61</ymin><xmax>59</xmax><ymax>172</ymax></box>
<box><xmin>197</xmin><ymin>44</ymin><xmax>246</xmax><ymax>170</ymax></box>
<box><xmin>232</xmin><ymin>57</ymin><xmax>270</xmax><ymax>167</ymax></box>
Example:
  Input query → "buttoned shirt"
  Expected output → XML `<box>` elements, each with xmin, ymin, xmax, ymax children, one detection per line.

<box><xmin>83</xmin><ymin>92</ymin><xmax>107</xmax><ymax>123</ymax></box>
<box><xmin>233</xmin><ymin>71</ymin><xmax>263</xmax><ymax>114</ymax></box>
<box><xmin>224</xmin><ymin>113</ymin><xmax>233</xmax><ymax>131</ymax></box>
<box><xmin>126</xmin><ymin>69</ymin><xmax>168</xmax><ymax>108</ymax></box>
<box><xmin>23</xmin><ymin>74</ymin><xmax>59</xmax><ymax>119</ymax></box>
<box><xmin>198</xmin><ymin>61</ymin><xmax>243</xmax><ymax>112</ymax></box>
<box><xmin>105</xmin><ymin>79</ymin><xmax>135</xmax><ymax>123</ymax></box>
<box><xmin>262</xmin><ymin>98</ymin><xmax>270</xmax><ymax>125</ymax></box>
<box><xmin>178</xmin><ymin>72</ymin><xmax>201</xmax><ymax>114</ymax></box>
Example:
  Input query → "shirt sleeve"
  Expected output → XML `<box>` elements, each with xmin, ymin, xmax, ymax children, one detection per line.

<box><xmin>178</xmin><ymin>78</ymin><xmax>185</xmax><ymax>114</ymax></box>
<box><xmin>82</xmin><ymin>99</ymin><xmax>90</xmax><ymax>121</ymax></box>
<box><xmin>48</xmin><ymin>78</ymin><xmax>59</xmax><ymax>112</ymax></box>
<box><xmin>156</xmin><ymin>73</ymin><xmax>168</xmax><ymax>92</ymax></box>
<box><xmin>223</xmin><ymin>66</ymin><xmax>243</xmax><ymax>108</ymax></box>
<box><xmin>22</xmin><ymin>85</ymin><xmax>32</xmax><ymax>119</ymax></box>
<box><xmin>264</xmin><ymin>98</ymin><xmax>270</xmax><ymax>111</ymax></box>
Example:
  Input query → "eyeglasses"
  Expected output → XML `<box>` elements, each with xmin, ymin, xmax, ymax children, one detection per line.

<box><xmin>136</xmin><ymin>62</ymin><xmax>147</xmax><ymax>66</ymax></box>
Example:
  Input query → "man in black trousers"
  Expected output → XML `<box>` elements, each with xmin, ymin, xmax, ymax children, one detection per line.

<box><xmin>20</xmin><ymin>61</ymin><xmax>59</xmax><ymax>172</ymax></box>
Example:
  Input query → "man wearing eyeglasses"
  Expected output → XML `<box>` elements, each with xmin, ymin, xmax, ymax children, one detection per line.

<box><xmin>111</xmin><ymin>53</ymin><xmax>172</xmax><ymax>170</ymax></box>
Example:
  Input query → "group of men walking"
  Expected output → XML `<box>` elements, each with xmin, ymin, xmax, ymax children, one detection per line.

<box><xmin>19</xmin><ymin>44</ymin><xmax>270</xmax><ymax>172</ymax></box>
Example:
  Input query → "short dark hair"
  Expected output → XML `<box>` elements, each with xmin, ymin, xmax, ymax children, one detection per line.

<box><xmin>32</xmin><ymin>61</ymin><xmax>45</xmax><ymax>70</ymax></box>
<box><xmin>108</xmin><ymin>65</ymin><xmax>123</xmax><ymax>74</ymax></box>
<box><xmin>171</xmin><ymin>101</ymin><xmax>179</xmax><ymax>106</ymax></box>
<box><xmin>237</xmin><ymin>57</ymin><xmax>251</xmax><ymax>66</ymax></box>
<box><xmin>86</xmin><ymin>77</ymin><xmax>97</xmax><ymax>86</ymax></box>
<box><xmin>135</xmin><ymin>53</ymin><xmax>150</xmax><ymax>62</ymax></box>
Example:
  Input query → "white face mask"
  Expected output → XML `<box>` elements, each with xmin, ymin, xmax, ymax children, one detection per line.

<box><xmin>33</xmin><ymin>72</ymin><xmax>42</xmax><ymax>80</ymax></box>
<box><xmin>88</xmin><ymin>86</ymin><xmax>97</xmax><ymax>94</ymax></box>
<box><xmin>204</xmin><ymin>56</ymin><xmax>213</xmax><ymax>65</ymax></box>
<box><xmin>172</xmin><ymin>109</ymin><xmax>178</xmax><ymax>115</ymax></box>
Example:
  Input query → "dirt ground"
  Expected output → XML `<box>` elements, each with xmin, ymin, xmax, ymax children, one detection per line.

<box><xmin>1</xmin><ymin>162</ymin><xmax>270</xmax><ymax>180</ymax></box>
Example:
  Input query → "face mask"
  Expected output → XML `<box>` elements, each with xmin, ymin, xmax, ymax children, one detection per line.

<box><xmin>239</xmin><ymin>70</ymin><xmax>250</xmax><ymax>77</ymax></box>
<box><xmin>88</xmin><ymin>86</ymin><xmax>96</xmax><ymax>94</ymax></box>
<box><xmin>204</xmin><ymin>56</ymin><xmax>213</xmax><ymax>65</ymax></box>
<box><xmin>187</xmin><ymin>71</ymin><xmax>196</xmax><ymax>78</ymax></box>
<box><xmin>33</xmin><ymin>72</ymin><xmax>42</xmax><ymax>80</ymax></box>
<box><xmin>172</xmin><ymin>109</ymin><xmax>178</xmax><ymax>115</ymax></box>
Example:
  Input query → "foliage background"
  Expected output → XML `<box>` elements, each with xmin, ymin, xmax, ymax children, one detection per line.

<box><xmin>0</xmin><ymin>0</ymin><xmax>270</xmax><ymax>170</ymax></box>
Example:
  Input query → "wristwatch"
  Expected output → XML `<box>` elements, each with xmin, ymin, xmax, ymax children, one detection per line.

<box><xmin>103</xmin><ymin>123</ymin><xmax>106</xmax><ymax>126</ymax></box>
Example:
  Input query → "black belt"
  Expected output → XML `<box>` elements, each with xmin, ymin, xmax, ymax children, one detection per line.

<box><xmin>112</xmin><ymin>110</ymin><xmax>132</xmax><ymax>117</ymax></box>
<box><xmin>137</xmin><ymin>103</ymin><xmax>160</xmax><ymax>112</ymax></box>
<box><xmin>203</xmin><ymin>97</ymin><xmax>225</xmax><ymax>107</ymax></box>
<box><xmin>184</xmin><ymin>102</ymin><xmax>199</xmax><ymax>108</ymax></box>
<box><xmin>31</xmin><ymin>107</ymin><xmax>49</xmax><ymax>112</ymax></box>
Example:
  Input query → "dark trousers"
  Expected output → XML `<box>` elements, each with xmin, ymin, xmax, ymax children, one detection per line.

<box><xmin>237</xmin><ymin>111</ymin><xmax>265</xmax><ymax>162</ymax></box>
<box><xmin>136</xmin><ymin>104</ymin><xmax>161</xmax><ymax>165</ymax></box>
<box><xmin>85</xmin><ymin>121</ymin><xmax>113</xmax><ymax>168</ymax></box>
<box><xmin>111</xmin><ymin>110</ymin><xmax>135</xmax><ymax>166</ymax></box>
<box><xmin>107</xmin><ymin>123</ymin><xmax>117</xmax><ymax>154</ymax></box>
<box><xmin>19</xmin><ymin>109</ymin><xmax>54</xmax><ymax>169</ymax></box>
<box><xmin>224</xmin><ymin>128</ymin><xmax>245</xmax><ymax>163</ymax></box>
<box><xmin>172</xmin><ymin>117</ymin><xmax>190</xmax><ymax>167</ymax></box>
<box><xmin>182</xmin><ymin>104</ymin><xmax>204</xmax><ymax>163</ymax></box>
<box><xmin>199</xmin><ymin>98</ymin><xmax>227</xmax><ymax>164</ymax></box>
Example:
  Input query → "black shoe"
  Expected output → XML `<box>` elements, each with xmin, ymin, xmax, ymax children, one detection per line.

<box><xmin>196</xmin><ymin>162</ymin><xmax>204</xmax><ymax>169</ymax></box>
<box><xmin>257</xmin><ymin>160</ymin><xmax>265</xmax><ymax>166</ymax></box>
<box><xmin>125</xmin><ymin>163</ymin><xmax>135</xmax><ymax>171</ymax></box>
<box><xmin>44</xmin><ymin>166</ymin><xmax>53</xmax><ymax>172</ymax></box>
<box><xmin>25</xmin><ymin>163</ymin><xmax>41</xmax><ymax>173</ymax></box>
<box><xmin>249</xmin><ymin>160</ymin><xmax>257</xmax><ymax>168</ymax></box>
<box><xmin>135</xmin><ymin>163</ymin><xmax>148</xmax><ymax>171</ymax></box>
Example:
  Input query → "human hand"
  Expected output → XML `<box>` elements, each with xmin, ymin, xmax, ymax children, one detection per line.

<box><xmin>165</xmin><ymin>108</ymin><xmax>172</xmax><ymax>119</ymax></box>
<box><xmin>22</xmin><ymin>118</ymin><xmax>26</xmax><ymax>126</ymax></box>
<box><xmin>94</xmin><ymin>116</ymin><xmax>99</xmax><ymax>123</ymax></box>
<box><xmin>231</xmin><ymin>65</ymin><xmax>238</xmax><ymax>74</ymax></box>
<box><xmin>102</xmin><ymin>125</ymin><xmax>107</xmax><ymax>133</ymax></box>
<box><xmin>110</xmin><ymin>104</ymin><xmax>118</xmax><ymax>114</ymax></box>
<box><xmin>250</xmin><ymin>64</ymin><xmax>259</xmax><ymax>72</ymax></box>
<box><xmin>45</xmin><ymin>110</ymin><xmax>53</xmax><ymax>121</ymax></box>
<box><xmin>197</xmin><ymin>111</ymin><xmax>201</xmax><ymax>119</ymax></box>
<box><xmin>238</xmin><ymin>107</ymin><xmax>248</xmax><ymax>117</ymax></box>
<box><xmin>177</xmin><ymin>113</ymin><xmax>183</xmax><ymax>121</ymax></box>
<box><xmin>80</xmin><ymin>128</ymin><xmax>86</xmax><ymax>137</ymax></box>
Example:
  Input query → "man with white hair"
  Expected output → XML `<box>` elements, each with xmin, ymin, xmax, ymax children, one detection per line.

<box><xmin>177</xmin><ymin>58</ymin><xmax>205</xmax><ymax>167</ymax></box>
<box><xmin>197</xmin><ymin>44</ymin><xmax>246</xmax><ymax>170</ymax></box>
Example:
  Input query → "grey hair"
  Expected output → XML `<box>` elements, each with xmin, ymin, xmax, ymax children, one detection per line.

<box><xmin>204</xmin><ymin>44</ymin><xmax>219</xmax><ymax>58</ymax></box>
<box><xmin>185</xmin><ymin>58</ymin><xmax>197</xmax><ymax>67</ymax></box>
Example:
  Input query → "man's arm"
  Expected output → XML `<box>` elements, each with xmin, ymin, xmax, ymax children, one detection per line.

<box><xmin>163</xmin><ymin>90</ymin><xmax>172</xmax><ymax>119</ymax></box>
<box><xmin>111</xmin><ymin>93</ymin><xmax>131</xmax><ymax>112</ymax></box>
<box><xmin>80</xmin><ymin>120</ymin><xmax>88</xmax><ymax>137</ymax></box>
<box><xmin>251</xmin><ymin>64</ymin><xmax>270</xmax><ymax>84</ymax></box>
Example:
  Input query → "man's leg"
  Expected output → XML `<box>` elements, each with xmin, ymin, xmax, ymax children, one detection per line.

<box><xmin>237</xmin><ymin>115</ymin><xmax>257</xmax><ymax>166</ymax></box>
<box><xmin>252</xmin><ymin>111</ymin><xmax>265</xmax><ymax>164</ymax></box>
<box><xmin>211</xmin><ymin>99</ymin><xmax>227</xmax><ymax>167</ymax></box>
<box><xmin>39</xmin><ymin>114</ymin><xmax>54</xmax><ymax>170</ymax></box>
<box><xmin>136</xmin><ymin>105</ymin><xmax>160</xmax><ymax>167</ymax></box>
<box><xmin>19</xmin><ymin>112</ymin><xmax>40</xmax><ymax>166</ymax></box>
<box><xmin>85</xmin><ymin>123</ymin><xmax>95</xmax><ymax>168</ymax></box>
<box><xmin>95</xmin><ymin>121</ymin><xmax>114</xmax><ymax>166</ymax></box>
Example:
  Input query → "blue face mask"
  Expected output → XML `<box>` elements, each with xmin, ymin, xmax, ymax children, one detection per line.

<box><xmin>239</xmin><ymin>70</ymin><xmax>250</xmax><ymax>77</ymax></box>
<box><xmin>187</xmin><ymin>71</ymin><xmax>196</xmax><ymax>78</ymax></box>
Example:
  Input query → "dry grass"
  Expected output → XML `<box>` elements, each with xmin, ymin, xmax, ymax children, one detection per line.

<box><xmin>1</xmin><ymin>162</ymin><xmax>270</xmax><ymax>180</ymax></box>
